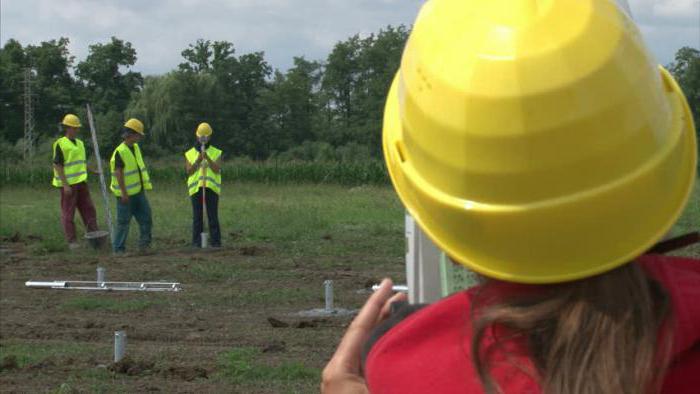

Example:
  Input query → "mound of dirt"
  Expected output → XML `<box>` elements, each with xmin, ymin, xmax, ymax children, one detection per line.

<box><xmin>162</xmin><ymin>366</ymin><xmax>208</xmax><ymax>381</ymax></box>
<box><xmin>109</xmin><ymin>357</ymin><xmax>156</xmax><ymax>376</ymax></box>
<box><xmin>261</xmin><ymin>340</ymin><xmax>286</xmax><ymax>353</ymax></box>
<box><xmin>267</xmin><ymin>317</ymin><xmax>289</xmax><ymax>328</ymax></box>
<box><xmin>0</xmin><ymin>355</ymin><xmax>19</xmax><ymax>371</ymax></box>
<box><xmin>240</xmin><ymin>245</ymin><xmax>264</xmax><ymax>256</ymax></box>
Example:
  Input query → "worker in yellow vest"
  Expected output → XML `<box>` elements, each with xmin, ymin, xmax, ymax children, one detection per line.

<box><xmin>185</xmin><ymin>122</ymin><xmax>222</xmax><ymax>247</ymax></box>
<box><xmin>52</xmin><ymin>114</ymin><xmax>99</xmax><ymax>249</ymax></box>
<box><xmin>109</xmin><ymin>118</ymin><xmax>153</xmax><ymax>253</ymax></box>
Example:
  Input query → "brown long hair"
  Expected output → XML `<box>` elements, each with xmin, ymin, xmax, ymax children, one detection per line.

<box><xmin>471</xmin><ymin>263</ymin><xmax>672</xmax><ymax>394</ymax></box>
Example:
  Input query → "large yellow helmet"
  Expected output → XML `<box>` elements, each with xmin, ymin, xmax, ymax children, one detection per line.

<box><xmin>196</xmin><ymin>122</ymin><xmax>213</xmax><ymax>137</ymax></box>
<box><xmin>383</xmin><ymin>0</ymin><xmax>697</xmax><ymax>284</ymax></box>
<box><xmin>61</xmin><ymin>114</ymin><xmax>82</xmax><ymax>128</ymax></box>
<box><xmin>124</xmin><ymin>118</ymin><xmax>145</xmax><ymax>135</ymax></box>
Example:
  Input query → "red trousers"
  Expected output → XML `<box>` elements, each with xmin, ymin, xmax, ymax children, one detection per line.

<box><xmin>59</xmin><ymin>182</ymin><xmax>98</xmax><ymax>242</ymax></box>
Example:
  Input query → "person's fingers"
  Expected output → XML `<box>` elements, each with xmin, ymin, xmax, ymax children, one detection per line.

<box><xmin>378</xmin><ymin>291</ymin><xmax>408</xmax><ymax>323</ymax></box>
<box><xmin>330</xmin><ymin>278</ymin><xmax>394</xmax><ymax>372</ymax></box>
<box><xmin>352</xmin><ymin>278</ymin><xmax>394</xmax><ymax>328</ymax></box>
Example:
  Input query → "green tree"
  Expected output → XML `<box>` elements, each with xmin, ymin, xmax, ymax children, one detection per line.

<box><xmin>319</xmin><ymin>26</ymin><xmax>408</xmax><ymax>156</ymax></box>
<box><xmin>25</xmin><ymin>38</ymin><xmax>79</xmax><ymax>139</ymax></box>
<box><xmin>668</xmin><ymin>47</ymin><xmax>700</xmax><ymax>128</ymax></box>
<box><xmin>0</xmin><ymin>38</ymin><xmax>80</xmax><ymax>153</ymax></box>
<box><xmin>0</xmin><ymin>39</ymin><xmax>28</xmax><ymax>144</ymax></box>
<box><xmin>668</xmin><ymin>46</ymin><xmax>700</xmax><ymax>164</ymax></box>
<box><xmin>131</xmin><ymin>40</ymin><xmax>274</xmax><ymax>159</ymax></box>
<box><xmin>355</xmin><ymin>25</ymin><xmax>409</xmax><ymax>156</ymax></box>
<box><xmin>321</xmin><ymin>34</ymin><xmax>363</xmax><ymax>146</ymax></box>
<box><xmin>179</xmin><ymin>39</ymin><xmax>213</xmax><ymax>73</ymax></box>
<box><xmin>76</xmin><ymin>37</ymin><xmax>143</xmax><ymax>114</ymax></box>
<box><xmin>264</xmin><ymin>57</ymin><xmax>321</xmax><ymax>152</ymax></box>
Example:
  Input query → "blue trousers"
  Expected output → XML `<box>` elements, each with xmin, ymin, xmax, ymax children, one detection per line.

<box><xmin>113</xmin><ymin>191</ymin><xmax>152</xmax><ymax>253</ymax></box>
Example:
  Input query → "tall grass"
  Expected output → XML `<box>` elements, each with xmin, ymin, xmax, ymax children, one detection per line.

<box><xmin>0</xmin><ymin>159</ymin><xmax>390</xmax><ymax>186</ymax></box>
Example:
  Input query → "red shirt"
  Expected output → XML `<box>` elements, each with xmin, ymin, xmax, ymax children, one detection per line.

<box><xmin>365</xmin><ymin>254</ymin><xmax>700</xmax><ymax>393</ymax></box>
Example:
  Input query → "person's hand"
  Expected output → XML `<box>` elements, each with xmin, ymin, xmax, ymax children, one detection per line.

<box><xmin>120</xmin><ymin>195</ymin><xmax>129</xmax><ymax>204</ymax></box>
<box><xmin>63</xmin><ymin>185</ymin><xmax>72</xmax><ymax>196</ymax></box>
<box><xmin>321</xmin><ymin>278</ymin><xmax>408</xmax><ymax>393</ymax></box>
<box><xmin>194</xmin><ymin>151</ymin><xmax>205</xmax><ymax>166</ymax></box>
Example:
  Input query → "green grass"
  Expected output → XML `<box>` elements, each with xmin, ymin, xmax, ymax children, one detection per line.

<box><xmin>670</xmin><ymin>180</ymin><xmax>700</xmax><ymax>235</ymax></box>
<box><xmin>50</xmin><ymin>369</ymin><xmax>115</xmax><ymax>394</ymax></box>
<box><xmin>0</xmin><ymin>340</ymin><xmax>97</xmax><ymax>369</ymax></box>
<box><xmin>188</xmin><ymin>262</ymin><xmax>298</xmax><ymax>282</ymax></box>
<box><xmin>229</xmin><ymin>287</ymin><xmax>318</xmax><ymax>307</ymax></box>
<box><xmin>219</xmin><ymin>347</ymin><xmax>319</xmax><ymax>384</ymax></box>
<box><xmin>0</xmin><ymin>179</ymin><xmax>697</xmax><ymax>259</ymax></box>
<box><xmin>60</xmin><ymin>296</ymin><xmax>156</xmax><ymax>312</ymax></box>
<box><xmin>0</xmin><ymin>182</ymin><xmax>405</xmax><ymax>258</ymax></box>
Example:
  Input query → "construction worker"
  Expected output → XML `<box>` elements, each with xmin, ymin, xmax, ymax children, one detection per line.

<box><xmin>109</xmin><ymin>118</ymin><xmax>153</xmax><ymax>254</ymax></box>
<box><xmin>52</xmin><ymin>113</ymin><xmax>99</xmax><ymax>249</ymax></box>
<box><xmin>323</xmin><ymin>0</ymin><xmax>698</xmax><ymax>393</ymax></box>
<box><xmin>185</xmin><ymin>122</ymin><xmax>222</xmax><ymax>248</ymax></box>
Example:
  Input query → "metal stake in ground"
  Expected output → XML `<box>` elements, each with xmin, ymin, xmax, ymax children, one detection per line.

<box><xmin>114</xmin><ymin>331</ymin><xmax>126</xmax><ymax>362</ymax></box>
<box><xmin>97</xmin><ymin>267</ymin><xmax>106</xmax><ymax>284</ymax></box>
<box><xmin>200</xmin><ymin>142</ymin><xmax>209</xmax><ymax>248</ymax></box>
<box><xmin>324</xmin><ymin>280</ymin><xmax>334</xmax><ymax>312</ymax></box>
<box><xmin>86</xmin><ymin>104</ymin><xmax>114</xmax><ymax>248</ymax></box>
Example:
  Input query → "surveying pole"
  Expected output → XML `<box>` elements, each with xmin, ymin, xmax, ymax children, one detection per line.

<box><xmin>200</xmin><ymin>142</ymin><xmax>209</xmax><ymax>248</ymax></box>
<box><xmin>86</xmin><ymin>104</ymin><xmax>114</xmax><ymax>247</ymax></box>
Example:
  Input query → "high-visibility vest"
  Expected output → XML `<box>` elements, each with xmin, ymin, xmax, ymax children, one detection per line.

<box><xmin>52</xmin><ymin>136</ymin><xmax>88</xmax><ymax>187</ymax></box>
<box><xmin>185</xmin><ymin>145</ymin><xmax>222</xmax><ymax>195</ymax></box>
<box><xmin>109</xmin><ymin>142</ymin><xmax>153</xmax><ymax>197</ymax></box>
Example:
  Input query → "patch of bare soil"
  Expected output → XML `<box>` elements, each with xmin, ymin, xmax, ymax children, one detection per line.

<box><xmin>0</xmin><ymin>239</ymin><xmax>404</xmax><ymax>393</ymax></box>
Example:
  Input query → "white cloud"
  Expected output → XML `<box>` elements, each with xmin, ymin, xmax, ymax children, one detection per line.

<box><xmin>631</xmin><ymin>0</ymin><xmax>700</xmax><ymax>24</ymax></box>
<box><xmin>1</xmin><ymin>0</ymin><xmax>697</xmax><ymax>75</ymax></box>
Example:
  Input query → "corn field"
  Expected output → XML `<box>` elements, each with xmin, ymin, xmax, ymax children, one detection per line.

<box><xmin>0</xmin><ymin>160</ymin><xmax>390</xmax><ymax>186</ymax></box>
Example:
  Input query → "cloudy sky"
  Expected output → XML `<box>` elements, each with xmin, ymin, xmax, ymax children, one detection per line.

<box><xmin>1</xmin><ymin>0</ymin><xmax>698</xmax><ymax>76</ymax></box>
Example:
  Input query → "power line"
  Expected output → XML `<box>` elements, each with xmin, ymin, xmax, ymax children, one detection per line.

<box><xmin>22</xmin><ymin>67</ymin><xmax>37</xmax><ymax>162</ymax></box>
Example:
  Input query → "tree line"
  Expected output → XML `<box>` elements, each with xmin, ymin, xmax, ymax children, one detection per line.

<box><xmin>0</xmin><ymin>29</ymin><xmax>698</xmax><ymax>164</ymax></box>
<box><xmin>0</xmin><ymin>26</ymin><xmax>408</xmax><ymax>162</ymax></box>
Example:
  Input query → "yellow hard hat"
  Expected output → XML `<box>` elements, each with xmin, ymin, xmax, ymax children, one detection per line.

<box><xmin>196</xmin><ymin>122</ymin><xmax>213</xmax><ymax>137</ymax></box>
<box><xmin>61</xmin><ymin>114</ymin><xmax>82</xmax><ymax>128</ymax></box>
<box><xmin>383</xmin><ymin>0</ymin><xmax>697</xmax><ymax>284</ymax></box>
<box><xmin>124</xmin><ymin>118</ymin><xmax>145</xmax><ymax>135</ymax></box>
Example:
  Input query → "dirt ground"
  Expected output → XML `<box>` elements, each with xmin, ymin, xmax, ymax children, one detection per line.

<box><xmin>0</xmin><ymin>234</ymin><xmax>404</xmax><ymax>393</ymax></box>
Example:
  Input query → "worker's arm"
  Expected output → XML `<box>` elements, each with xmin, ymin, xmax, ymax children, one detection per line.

<box><xmin>88</xmin><ymin>165</ymin><xmax>100</xmax><ymax>174</ymax></box>
<box><xmin>86</xmin><ymin>158</ymin><xmax>100</xmax><ymax>175</ymax></box>
<box><xmin>115</xmin><ymin>168</ymin><xmax>129</xmax><ymax>203</ymax></box>
<box><xmin>185</xmin><ymin>155</ymin><xmax>204</xmax><ymax>176</ymax></box>
<box><xmin>53</xmin><ymin>163</ymin><xmax>72</xmax><ymax>195</ymax></box>
<box><xmin>207</xmin><ymin>154</ymin><xmax>222</xmax><ymax>174</ymax></box>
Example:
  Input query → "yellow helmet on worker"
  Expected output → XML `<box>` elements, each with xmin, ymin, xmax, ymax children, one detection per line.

<box><xmin>196</xmin><ymin>122</ymin><xmax>213</xmax><ymax>137</ymax></box>
<box><xmin>61</xmin><ymin>114</ymin><xmax>82</xmax><ymax>128</ymax></box>
<box><xmin>383</xmin><ymin>0</ymin><xmax>697</xmax><ymax>284</ymax></box>
<box><xmin>124</xmin><ymin>118</ymin><xmax>145</xmax><ymax>135</ymax></box>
